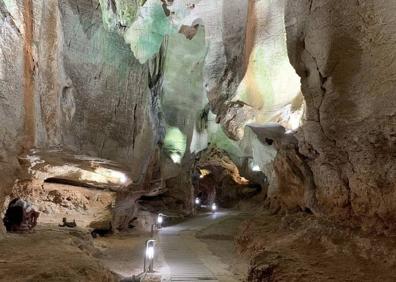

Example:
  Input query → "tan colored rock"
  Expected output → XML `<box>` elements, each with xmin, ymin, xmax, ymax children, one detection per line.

<box><xmin>285</xmin><ymin>0</ymin><xmax>396</xmax><ymax>231</ymax></box>
<box><xmin>9</xmin><ymin>180</ymin><xmax>116</xmax><ymax>229</ymax></box>
<box><xmin>195</xmin><ymin>148</ymin><xmax>262</xmax><ymax>208</ymax></box>
<box><xmin>0</xmin><ymin>0</ymin><xmax>163</xmax><ymax>232</ymax></box>
<box><xmin>236</xmin><ymin>212</ymin><xmax>396</xmax><ymax>281</ymax></box>
<box><xmin>0</xmin><ymin>227</ymin><xmax>117</xmax><ymax>281</ymax></box>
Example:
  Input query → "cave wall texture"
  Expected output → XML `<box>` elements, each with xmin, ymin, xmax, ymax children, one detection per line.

<box><xmin>285</xmin><ymin>0</ymin><xmax>396</xmax><ymax>231</ymax></box>
<box><xmin>0</xmin><ymin>0</ymin><xmax>395</xmax><ymax>234</ymax></box>
<box><xmin>0</xmin><ymin>0</ymin><xmax>26</xmax><ymax>229</ymax></box>
<box><xmin>0</xmin><ymin>0</ymin><xmax>161</xmax><ymax>231</ymax></box>
<box><xmin>189</xmin><ymin>0</ymin><xmax>396</xmax><ymax>232</ymax></box>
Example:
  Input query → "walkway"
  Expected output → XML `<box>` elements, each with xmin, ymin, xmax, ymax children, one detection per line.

<box><xmin>157</xmin><ymin>211</ymin><xmax>240</xmax><ymax>282</ymax></box>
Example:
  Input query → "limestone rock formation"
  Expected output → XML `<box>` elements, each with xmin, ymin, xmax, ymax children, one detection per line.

<box><xmin>236</xmin><ymin>212</ymin><xmax>396</xmax><ymax>281</ymax></box>
<box><xmin>0</xmin><ymin>227</ymin><xmax>117</xmax><ymax>281</ymax></box>
<box><xmin>9</xmin><ymin>180</ymin><xmax>116</xmax><ymax>229</ymax></box>
<box><xmin>1</xmin><ymin>0</ymin><xmax>396</xmax><ymax>280</ymax></box>
<box><xmin>1</xmin><ymin>0</ymin><xmax>395</xmax><ymax>238</ymax></box>
<box><xmin>285</xmin><ymin>0</ymin><xmax>396</xmax><ymax>231</ymax></box>
<box><xmin>0</xmin><ymin>0</ymin><xmax>162</xmax><ymax>232</ymax></box>
<box><xmin>18</xmin><ymin>149</ymin><xmax>131</xmax><ymax>190</ymax></box>
<box><xmin>195</xmin><ymin>148</ymin><xmax>263</xmax><ymax>208</ymax></box>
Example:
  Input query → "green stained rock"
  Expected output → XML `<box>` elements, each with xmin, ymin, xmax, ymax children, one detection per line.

<box><xmin>99</xmin><ymin>0</ymin><xmax>141</xmax><ymax>31</ymax></box>
<box><xmin>163</xmin><ymin>127</ymin><xmax>187</xmax><ymax>163</ymax></box>
<box><xmin>236</xmin><ymin>46</ymin><xmax>274</xmax><ymax>109</ymax></box>
<box><xmin>162</xmin><ymin>27</ymin><xmax>207</xmax><ymax>128</ymax></box>
<box><xmin>115</xmin><ymin>0</ymin><xmax>139</xmax><ymax>27</ymax></box>
<box><xmin>210</xmin><ymin>127</ymin><xmax>244</xmax><ymax>159</ymax></box>
<box><xmin>124</xmin><ymin>0</ymin><xmax>176</xmax><ymax>64</ymax></box>
<box><xmin>98</xmin><ymin>0</ymin><xmax>118</xmax><ymax>30</ymax></box>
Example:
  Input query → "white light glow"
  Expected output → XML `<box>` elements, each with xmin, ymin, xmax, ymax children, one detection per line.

<box><xmin>199</xmin><ymin>175</ymin><xmax>204</xmax><ymax>179</ymax></box>
<box><xmin>146</xmin><ymin>246</ymin><xmax>154</xmax><ymax>260</ymax></box>
<box><xmin>119</xmin><ymin>173</ymin><xmax>127</xmax><ymax>183</ymax></box>
<box><xmin>157</xmin><ymin>214</ymin><xmax>163</xmax><ymax>224</ymax></box>
<box><xmin>170</xmin><ymin>153</ymin><xmax>182</xmax><ymax>164</ymax></box>
<box><xmin>252</xmin><ymin>164</ymin><xmax>260</xmax><ymax>172</ymax></box>
<box><xmin>80</xmin><ymin>170</ymin><xmax>107</xmax><ymax>183</ymax></box>
<box><xmin>211</xmin><ymin>203</ymin><xmax>217</xmax><ymax>211</ymax></box>
<box><xmin>195</xmin><ymin>197</ymin><xmax>200</xmax><ymax>205</ymax></box>
<box><xmin>93</xmin><ymin>168</ymin><xmax>128</xmax><ymax>184</ymax></box>
<box><xmin>289</xmin><ymin>114</ymin><xmax>301</xmax><ymax>131</ymax></box>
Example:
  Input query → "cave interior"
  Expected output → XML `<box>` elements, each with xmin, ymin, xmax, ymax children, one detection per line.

<box><xmin>0</xmin><ymin>0</ymin><xmax>395</xmax><ymax>281</ymax></box>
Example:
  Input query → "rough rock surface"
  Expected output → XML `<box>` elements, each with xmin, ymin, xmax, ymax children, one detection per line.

<box><xmin>0</xmin><ymin>227</ymin><xmax>116</xmax><ymax>281</ymax></box>
<box><xmin>1</xmin><ymin>0</ymin><xmax>395</xmax><ymax>239</ymax></box>
<box><xmin>159</xmin><ymin>26</ymin><xmax>207</xmax><ymax>212</ymax></box>
<box><xmin>174</xmin><ymin>0</ymin><xmax>249</xmax><ymax>140</ymax></box>
<box><xmin>189</xmin><ymin>0</ymin><xmax>303</xmax><ymax>141</ymax></box>
<box><xmin>237</xmin><ymin>212</ymin><xmax>396</xmax><ymax>281</ymax></box>
<box><xmin>285</xmin><ymin>0</ymin><xmax>396</xmax><ymax>231</ymax></box>
<box><xmin>246</xmin><ymin>124</ymin><xmax>318</xmax><ymax>214</ymax></box>
<box><xmin>1</xmin><ymin>0</ymin><xmax>158</xmax><ymax>168</ymax></box>
<box><xmin>195</xmin><ymin>148</ymin><xmax>263</xmax><ymax>208</ymax></box>
<box><xmin>0</xmin><ymin>0</ymin><xmax>162</xmax><ymax>231</ymax></box>
<box><xmin>19</xmin><ymin>149</ymin><xmax>132</xmax><ymax>190</ymax></box>
<box><xmin>10</xmin><ymin>181</ymin><xmax>116</xmax><ymax>229</ymax></box>
<box><xmin>0</xmin><ymin>0</ymin><xmax>26</xmax><ymax>233</ymax></box>
<box><xmin>235</xmin><ymin>0</ymin><xmax>302</xmax><ymax>129</ymax></box>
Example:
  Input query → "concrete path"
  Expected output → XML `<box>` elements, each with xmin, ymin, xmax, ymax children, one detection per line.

<box><xmin>156</xmin><ymin>211</ymin><xmax>240</xmax><ymax>282</ymax></box>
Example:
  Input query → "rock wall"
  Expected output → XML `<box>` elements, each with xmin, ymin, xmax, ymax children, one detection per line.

<box><xmin>0</xmin><ymin>0</ymin><xmax>161</xmax><ymax>231</ymax></box>
<box><xmin>191</xmin><ymin>0</ymin><xmax>303</xmax><ymax>141</ymax></box>
<box><xmin>176</xmin><ymin>0</ymin><xmax>249</xmax><ymax>140</ymax></box>
<box><xmin>285</xmin><ymin>0</ymin><xmax>396</xmax><ymax>231</ymax></box>
<box><xmin>2</xmin><ymin>0</ymin><xmax>394</xmax><ymax>234</ymax></box>
<box><xmin>0</xmin><ymin>0</ymin><xmax>31</xmax><ymax>231</ymax></box>
<box><xmin>235</xmin><ymin>0</ymin><xmax>302</xmax><ymax>130</ymax></box>
<box><xmin>160</xmin><ymin>27</ymin><xmax>207</xmax><ymax>209</ymax></box>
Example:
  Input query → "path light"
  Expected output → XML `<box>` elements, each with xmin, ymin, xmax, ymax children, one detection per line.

<box><xmin>195</xmin><ymin>197</ymin><xmax>200</xmax><ymax>205</ymax></box>
<box><xmin>144</xmin><ymin>239</ymin><xmax>156</xmax><ymax>273</ymax></box>
<box><xmin>157</xmin><ymin>213</ymin><xmax>163</xmax><ymax>229</ymax></box>
<box><xmin>146</xmin><ymin>244</ymin><xmax>154</xmax><ymax>260</ymax></box>
<box><xmin>211</xmin><ymin>203</ymin><xmax>217</xmax><ymax>213</ymax></box>
<box><xmin>252</xmin><ymin>164</ymin><xmax>260</xmax><ymax>172</ymax></box>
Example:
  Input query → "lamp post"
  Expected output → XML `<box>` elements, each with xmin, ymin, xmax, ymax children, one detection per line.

<box><xmin>157</xmin><ymin>213</ymin><xmax>163</xmax><ymax>229</ymax></box>
<box><xmin>143</xmin><ymin>239</ymin><xmax>156</xmax><ymax>273</ymax></box>
<box><xmin>211</xmin><ymin>203</ymin><xmax>217</xmax><ymax>213</ymax></box>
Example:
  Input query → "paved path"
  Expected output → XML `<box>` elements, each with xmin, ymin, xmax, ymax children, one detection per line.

<box><xmin>156</xmin><ymin>211</ymin><xmax>240</xmax><ymax>282</ymax></box>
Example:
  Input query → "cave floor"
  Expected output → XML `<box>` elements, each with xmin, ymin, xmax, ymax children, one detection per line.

<box><xmin>237</xmin><ymin>211</ymin><xmax>396</xmax><ymax>282</ymax></box>
<box><xmin>2</xmin><ymin>209</ymin><xmax>396</xmax><ymax>281</ymax></box>
<box><xmin>96</xmin><ymin>210</ymin><xmax>250</xmax><ymax>281</ymax></box>
<box><xmin>156</xmin><ymin>210</ymin><xmax>250</xmax><ymax>282</ymax></box>
<box><xmin>0</xmin><ymin>226</ymin><xmax>116</xmax><ymax>282</ymax></box>
<box><xmin>0</xmin><ymin>210</ymin><xmax>249</xmax><ymax>282</ymax></box>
